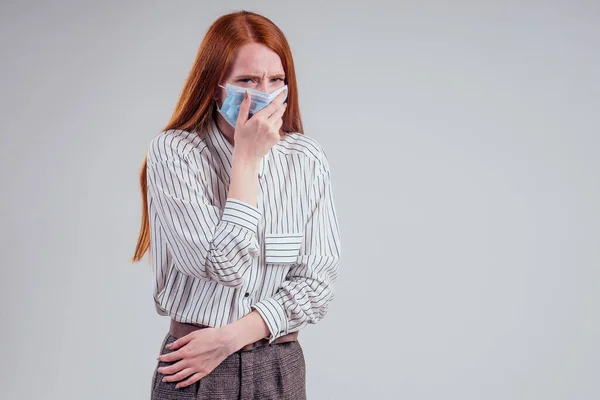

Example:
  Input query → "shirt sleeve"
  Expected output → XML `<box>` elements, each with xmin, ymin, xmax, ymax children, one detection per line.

<box><xmin>251</xmin><ymin>153</ymin><xmax>341</xmax><ymax>343</ymax></box>
<box><xmin>146</xmin><ymin>150</ymin><xmax>261</xmax><ymax>288</ymax></box>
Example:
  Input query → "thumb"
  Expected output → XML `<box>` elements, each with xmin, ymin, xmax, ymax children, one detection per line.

<box><xmin>236</xmin><ymin>91</ymin><xmax>251</xmax><ymax>128</ymax></box>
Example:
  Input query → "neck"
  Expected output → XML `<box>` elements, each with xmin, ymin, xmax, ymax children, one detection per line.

<box><xmin>215</xmin><ymin>114</ymin><xmax>235</xmax><ymax>147</ymax></box>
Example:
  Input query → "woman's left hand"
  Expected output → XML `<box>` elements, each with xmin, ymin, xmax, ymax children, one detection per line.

<box><xmin>157</xmin><ymin>327</ymin><xmax>234</xmax><ymax>389</ymax></box>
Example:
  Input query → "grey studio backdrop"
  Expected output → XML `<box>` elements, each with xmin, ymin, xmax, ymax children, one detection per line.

<box><xmin>1</xmin><ymin>1</ymin><xmax>598</xmax><ymax>399</ymax></box>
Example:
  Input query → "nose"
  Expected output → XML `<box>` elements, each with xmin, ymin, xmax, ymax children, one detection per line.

<box><xmin>257</xmin><ymin>80</ymin><xmax>269</xmax><ymax>94</ymax></box>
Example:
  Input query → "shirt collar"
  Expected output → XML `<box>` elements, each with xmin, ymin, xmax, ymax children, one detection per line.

<box><xmin>204</xmin><ymin>117</ymin><xmax>268</xmax><ymax>180</ymax></box>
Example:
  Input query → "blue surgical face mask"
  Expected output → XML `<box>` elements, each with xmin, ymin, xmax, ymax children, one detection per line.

<box><xmin>216</xmin><ymin>83</ymin><xmax>288</xmax><ymax>127</ymax></box>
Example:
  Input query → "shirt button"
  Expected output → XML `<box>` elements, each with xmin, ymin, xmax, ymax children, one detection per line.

<box><xmin>244</xmin><ymin>292</ymin><xmax>250</xmax><ymax>298</ymax></box>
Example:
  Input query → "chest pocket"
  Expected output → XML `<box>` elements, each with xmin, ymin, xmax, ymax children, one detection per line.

<box><xmin>264</xmin><ymin>232</ymin><xmax>304</xmax><ymax>264</ymax></box>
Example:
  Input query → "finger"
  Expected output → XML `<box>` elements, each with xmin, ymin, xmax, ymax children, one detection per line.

<box><xmin>158</xmin><ymin>359</ymin><xmax>187</xmax><ymax>376</ymax></box>
<box><xmin>158</xmin><ymin>348</ymin><xmax>184</xmax><ymax>363</ymax></box>
<box><xmin>254</xmin><ymin>88</ymin><xmax>287</xmax><ymax>119</ymax></box>
<box><xmin>162</xmin><ymin>367</ymin><xmax>195</xmax><ymax>384</ymax></box>
<box><xmin>166</xmin><ymin>333</ymin><xmax>194</xmax><ymax>351</ymax></box>
<box><xmin>176</xmin><ymin>372</ymin><xmax>205</xmax><ymax>389</ymax></box>
<box><xmin>268</xmin><ymin>102</ymin><xmax>287</xmax><ymax>121</ymax></box>
<box><xmin>235</xmin><ymin>91</ymin><xmax>251</xmax><ymax>128</ymax></box>
<box><xmin>273</xmin><ymin>117</ymin><xmax>284</xmax><ymax>133</ymax></box>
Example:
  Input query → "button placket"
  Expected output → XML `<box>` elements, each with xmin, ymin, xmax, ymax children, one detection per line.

<box><xmin>253</xmin><ymin>181</ymin><xmax>268</xmax><ymax>303</ymax></box>
<box><xmin>243</xmin><ymin>189</ymin><xmax>262</xmax><ymax>313</ymax></box>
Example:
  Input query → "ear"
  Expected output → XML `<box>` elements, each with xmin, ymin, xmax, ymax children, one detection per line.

<box><xmin>213</xmin><ymin>83</ymin><xmax>223</xmax><ymax>100</ymax></box>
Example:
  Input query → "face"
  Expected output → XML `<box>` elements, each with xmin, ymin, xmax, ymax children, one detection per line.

<box><xmin>218</xmin><ymin>42</ymin><xmax>286</xmax><ymax>104</ymax></box>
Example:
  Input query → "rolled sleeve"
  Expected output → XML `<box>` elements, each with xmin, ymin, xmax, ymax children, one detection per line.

<box><xmin>251</xmin><ymin>297</ymin><xmax>289</xmax><ymax>342</ymax></box>
<box><xmin>220</xmin><ymin>198</ymin><xmax>262</xmax><ymax>232</ymax></box>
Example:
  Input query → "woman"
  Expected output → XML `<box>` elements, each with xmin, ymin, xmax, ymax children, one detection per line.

<box><xmin>131</xmin><ymin>10</ymin><xmax>341</xmax><ymax>399</ymax></box>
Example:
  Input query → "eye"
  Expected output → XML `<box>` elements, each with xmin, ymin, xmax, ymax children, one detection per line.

<box><xmin>271</xmin><ymin>77</ymin><xmax>285</xmax><ymax>82</ymax></box>
<box><xmin>238</xmin><ymin>78</ymin><xmax>255</xmax><ymax>83</ymax></box>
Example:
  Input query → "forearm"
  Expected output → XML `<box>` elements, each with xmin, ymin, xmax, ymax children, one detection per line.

<box><xmin>228</xmin><ymin>150</ymin><xmax>260</xmax><ymax>207</ymax></box>
<box><xmin>220</xmin><ymin>310</ymin><xmax>270</xmax><ymax>353</ymax></box>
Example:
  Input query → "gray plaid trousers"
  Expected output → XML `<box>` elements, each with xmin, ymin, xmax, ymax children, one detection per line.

<box><xmin>151</xmin><ymin>333</ymin><xmax>307</xmax><ymax>399</ymax></box>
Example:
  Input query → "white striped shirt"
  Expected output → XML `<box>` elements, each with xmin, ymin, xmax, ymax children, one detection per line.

<box><xmin>145</xmin><ymin>118</ymin><xmax>341</xmax><ymax>343</ymax></box>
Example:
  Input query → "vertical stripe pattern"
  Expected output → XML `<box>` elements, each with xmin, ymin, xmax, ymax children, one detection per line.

<box><xmin>145</xmin><ymin>118</ymin><xmax>341</xmax><ymax>343</ymax></box>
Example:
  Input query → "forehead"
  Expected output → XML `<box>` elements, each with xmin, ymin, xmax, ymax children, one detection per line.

<box><xmin>228</xmin><ymin>43</ymin><xmax>284</xmax><ymax>75</ymax></box>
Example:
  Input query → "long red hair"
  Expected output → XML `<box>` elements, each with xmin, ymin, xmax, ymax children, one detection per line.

<box><xmin>131</xmin><ymin>10</ymin><xmax>303</xmax><ymax>263</ymax></box>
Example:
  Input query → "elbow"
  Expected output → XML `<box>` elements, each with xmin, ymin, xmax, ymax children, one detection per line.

<box><xmin>316</xmin><ymin>293</ymin><xmax>335</xmax><ymax>322</ymax></box>
<box><xmin>166</xmin><ymin>235</ymin><xmax>256</xmax><ymax>287</ymax></box>
<box><xmin>204</xmin><ymin>254</ymin><xmax>254</xmax><ymax>288</ymax></box>
<box><xmin>216</xmin><ymin>275</ymin><xmax>245</xmax><ymax>289</ymax></box>
<box><xmin>171</xmin><ymin>258</ymin><xmax>247</xmax><ymax>288</ymax></box>
<box><xmin>205</xmin><ymin>236</ymin><xmax>258</xmax><ymax>287</ymax></box>
<box><xmin>306</xmin><ymin>284</ymin><xmax>336</xmax><ymax>325</ymax></box>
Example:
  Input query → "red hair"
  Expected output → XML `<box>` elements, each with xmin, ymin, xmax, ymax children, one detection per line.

<box><xmin>131</xmin><ymin>10</ymin><xmax>303</xmax><ymax>263</ymax></box>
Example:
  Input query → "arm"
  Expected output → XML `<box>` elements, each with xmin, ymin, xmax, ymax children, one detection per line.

<box><xmin>251</xmin><ymin>153</ymin><xmax>342</xmax><ymax>343</ymax></box>
<box><xmin>146</xmin><ymin>137</ymin><xmax>262</xmax><ymax>288</ymax></box>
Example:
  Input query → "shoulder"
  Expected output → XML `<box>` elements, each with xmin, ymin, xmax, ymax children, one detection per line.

<box><xmin>276</xmin><ymin>132</ymin><xmax>331</xmax><ymax>174</ymax></box>
<box><xmin>147</xmin><ymin>129</ymin><xmax>207</xmax><ymax>165</ymax></box>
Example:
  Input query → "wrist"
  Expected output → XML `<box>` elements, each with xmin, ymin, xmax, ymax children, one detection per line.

<box><xmin>232</xmin><ymin>149</ymin><xmax>261</xmax><ymax>166</ymax></box>
<box><xmin>218</xmin><ymin>324</ymin><xmax>242</xmax><ymax>354</ymax></box>
<box><xmin>231</xmin><ymin>153</ymin><xmax>260</xmax><ymax>181</ymax></box>
<box><xmin>220</xmin><ymin>310</ymin><xmax>271</xmax><ymax>353</ymax></box>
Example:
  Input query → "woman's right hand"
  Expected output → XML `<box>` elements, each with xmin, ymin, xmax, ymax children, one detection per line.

<box><xmin>233</xmin><ymin>89</ymin><xmax>288</xmax><ymax>160</ymax></box>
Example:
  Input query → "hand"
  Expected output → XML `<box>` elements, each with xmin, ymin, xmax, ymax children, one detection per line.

<box><xmin>233</xmin><ymin>89</ymin><xmax>288</xmax><ymax>159</ymax></box>
<box><xmin>157</xmin><ymin>327</ymin><xmax>234</xmax><ymax>389</ymax></box>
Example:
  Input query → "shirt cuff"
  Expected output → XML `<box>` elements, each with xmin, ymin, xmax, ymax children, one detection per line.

<box><xmin>251</xmin><ymin>297</ymin><xmax>289</xmax><ymax>344</ymax></box>
<box><xmin>221</xmin><ymin>198</ymin><xmax>261</xmax><ymax>232</ymax></box>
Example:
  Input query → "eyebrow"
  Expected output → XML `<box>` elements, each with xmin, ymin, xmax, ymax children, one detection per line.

<box><xmin>233</xmin><ymin>73</ymin><xmax>286</xmax><ymax>80</ymax></box>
